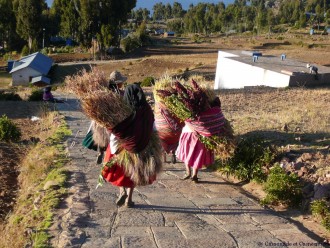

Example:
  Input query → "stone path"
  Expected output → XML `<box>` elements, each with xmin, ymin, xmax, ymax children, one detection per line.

<box><xmin>50</xmin><ymin>94</ymin><xmax>325</xmax><ymax>248</ymax></box>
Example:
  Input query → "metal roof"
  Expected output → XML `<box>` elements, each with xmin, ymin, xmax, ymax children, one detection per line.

<box><xmin>9</xmin><ymin>52</ymin><xmax>53</xmax><ymax>74</ymax></box>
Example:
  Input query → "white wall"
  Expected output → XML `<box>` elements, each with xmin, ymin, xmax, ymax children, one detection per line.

<box><xmin>214</xmin><ymin>51</ymin><xmax>291</xmax><ymax>89</ymax></box>
<box><xmin>11</xmin><ymin>68</ymin><xmax>40</xmax><ymax>86</ymax></box>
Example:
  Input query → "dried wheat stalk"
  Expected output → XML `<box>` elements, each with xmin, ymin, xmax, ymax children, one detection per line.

<box><xmin>65</xmin><ymin>67</ymin><xmax>109</xmax><ymax>98</ymax></box>
<box><xmin>81</xmin><ymin>90</ymin><xmax>132</xmax><ymax>129</ymax></box>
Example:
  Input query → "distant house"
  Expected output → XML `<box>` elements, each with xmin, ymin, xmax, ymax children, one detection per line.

<box><xmin>9</xmin><ymin>52</ymin><xmax>53</xmax><ymax>86</ymax></box>
<box><xmin>164</xmin><ymin>31</ymin><xmax>175</xmax><ymax>37</ymax></box>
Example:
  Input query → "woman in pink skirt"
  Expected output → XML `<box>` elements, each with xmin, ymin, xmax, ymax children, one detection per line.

<box><xmin>176</xmin><ymin>99</ymin><xmax>225</xmax><ymax>183</ymax></box>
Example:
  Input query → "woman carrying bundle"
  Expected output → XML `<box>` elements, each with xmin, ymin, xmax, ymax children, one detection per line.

<box><xmin>156</xmin><ymin>79</ymin><xmax>234</xmax><ymax>184</ymax></box>
<box><xmin>154</xmin><ymin>103</ymin><xmax>183</xmax><ymax>163</ymax></box>
<box><xmin>177</xmin><ymin>96</ymin><xmax>224</xmax><ymax>183</ymax></box>
<box><xmin>82</xmin><ymin>70</ymin><xmax>126</xmax><ymax>164</ymax></box>
<box><xmin>101</xmin><ymin>83</ymin><xmax>162</xmax><ymax>207</ymax></box>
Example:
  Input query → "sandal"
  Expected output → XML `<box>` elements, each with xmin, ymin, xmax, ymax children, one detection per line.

<box><xmin>191</xmin><ymin>176</ymin><xmax>199</xmax><ymax>183</ymax></box>
<box><xmin>181</xmin><ymin>173</ymin><xmax>191</xmax><ymax>180</ymax></box>
<box><xmin>125</xmin><ymin>201</ymin><xmax>135</xmax><ymax>208</ymax></box>
<box><xmin>116</xmin><ymin>192</ymin><xmax>128</xmax><ymax>206</ymax></box>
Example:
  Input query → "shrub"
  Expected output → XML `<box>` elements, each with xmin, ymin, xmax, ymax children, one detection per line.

<box><xmin>217</xmin><ymin>136</ymin><xmax>276</xmax><ymax>183</ymax></box>
<box><xmin>0</xmin><ymin>115</ymin><xmax>21</xmax><ymax>142</ymax></box>
<box><xmin>21</xmin><ymin>45</ymin><xmax>29</xmax><ymax>56</ymax></box>
<box><xmin>140</xmin><ymin>77</ymin><xmax>155</xmax><ymax>87</ymax></box>
<box><xmin>121</xmin><ymin>35</ymin><xmax>141</xmax><ymax>53</ymax></box>
<box><xmin>0</xmin><ymin>91</ymin><xmax>22</xmax><ymax>101</ymax></box>
<box><xmin>311</xmin><ymin>199</ymin><xmax>330</xmax><ymax>231</ymax></box>
<box><xmin>28</xmin><ymin>88</ymin><xmax>43</xmax><ymax>101</ymax></box>
<box><xmin>262</xmin><ymin>165</ymin><xmax>302</xmax><ymax>207</ymax></box>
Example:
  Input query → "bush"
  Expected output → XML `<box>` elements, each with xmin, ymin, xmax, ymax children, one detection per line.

<box><xmin>140</xmin><ymin>77</ymin><xmax>155</xmax><ymax>87</ymax></box>
<box><xmin>0</xmin><ymin>91</ymin><xmax>22</xmax><ymax>101</ymax></box>
<box><xmin>217</xmin><ymin>136</ymin><xmax>276</xmax><ymax>183</ymax></box>
<box><xmin>21</xmin><ymin>45</ymin><xmax>29</xmax><ymax>56</ymax></box>
<box><xmin>311</xmin><ymin>199</ymin><xmax>330</xmax><ymax>231</ymax></box>
<box><xmin>28</xmin><ymin>88</ymin><xmax>43</xmax><ymax>101</ymax></box>
<box><xmin>0</xmin><ymin>115</ymin><xmax>21</xmax><ymax>142</ymax></box>
<box><xmin>121</xmin><ymin>35</ymin><xmax>141</xmax><ymax>53</ymax></box>
<box><xmin>261</xmin><ymin>165</ymin><xmax>302</xmax><ymax>207</ymax></box>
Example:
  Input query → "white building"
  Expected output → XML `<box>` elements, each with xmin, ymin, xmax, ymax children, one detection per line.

<box><xmin>10</xmin><ymin>52</ymin><xmax>53</xmax><ymax>86</ymax></box>
<box><xmin>214</xmin><ymin>50</ymin><xmax>330</xmax><ymax>89</ymax></box>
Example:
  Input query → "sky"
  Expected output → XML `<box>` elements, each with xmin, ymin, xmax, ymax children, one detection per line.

<box><xmin>46</xmin><ymin>0</ymin><xmax>234</xmax><ymax>10</ymax></box>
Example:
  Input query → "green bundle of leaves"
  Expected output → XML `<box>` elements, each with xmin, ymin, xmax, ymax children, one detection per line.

<box><xmin>0</xmin><ymin>115</ymin><xmax>21</xmax><ymax>142</ymax></box>
<box><xmin>156</xmin><ymin>80</ymin><xmax>209</xmax><ymax>121</ymax></box>
<box><xmin>217</xmin><ymin>136</ymin><xmax>275</xmax><ymax>183</ymax></box>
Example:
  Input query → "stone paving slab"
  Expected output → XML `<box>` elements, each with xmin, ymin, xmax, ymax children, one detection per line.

<box><xmin>50</xmin><ymin>94</ymin><xmax>327</xmax><ymax>248</ymax></box>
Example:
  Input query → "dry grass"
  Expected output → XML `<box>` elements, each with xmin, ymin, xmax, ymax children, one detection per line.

<box><xmin>218</xmin><ymin>87</ymin><xmax>330</xmax><ymax>148</ymax></box>
<box><xmin>64</xmin><ymin>67</ymin><xmax>109</xmax><ymax>97</ymax></box>
<box><xmin>0</xmin><ymin>110</ymin><xmax>68</xmax><ymax>248</ymax></box>
<box><xmin>0</xmin><ymin>72</ymin><xmax>12</xmax><ymax>88</ymax></box>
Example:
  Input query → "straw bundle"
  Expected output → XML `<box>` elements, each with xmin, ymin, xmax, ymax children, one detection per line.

<box><xmin>91</xmin><ymin>121</ymin><xmax>110</xmax><ymax>149</ymax></box>
<box><xmin>65</xmin><ymin>67</ymin><xmax>109</xmax><ymax>98</ymax></box>
<box><xmin>81</xmin><ymin>89</ymin><xmax>132</xmax><ymax>130</ymax></box>
<box><xmin>112</xmin><ymin>132</ymin><xmax>163</xmax><ymax>186</ymax></box>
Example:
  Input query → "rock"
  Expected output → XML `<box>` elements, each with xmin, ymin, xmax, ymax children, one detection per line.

<box><xmin>313</xmin><ymin>183</ymin><xmax>330</xmax><ymax>200</ymax></box>
<box><xmin>293</xmin><ymin>162</ymin><xmax>303</xmax><ymax>170</ymax></box>
<box><xmin>300</xmin><ymin>153</ymin><xmax>313</xmax><ymax>162</ymax></box>
<box><xmin>302</xmin><ymin>183</ymin><xmax>314</xmax><ymax>198</ymax></box>
<box><xmin>301</xmin><ymin>166</ymin><xmax>309</xmax><ymax>174</ymax></box>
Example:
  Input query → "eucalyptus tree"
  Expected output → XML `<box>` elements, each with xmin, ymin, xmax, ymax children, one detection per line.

<box><xmin>153</xmin><ymin>2</ymin><xmax>165</xmax><ymax>21</ymax></box>
<box><xmin>15</xmin><ymin>0</ymin><xmax>46</xmax><ymax>50</ymax></box>
<box><xmin>172</xmin><ymin>2</ymin><xmax>185</xmax><ymax>18</ymax></box>
<box><xmin>51</xmin><ymin>0</ymin><xmax>80</xmax><ymax>41</ymax></box>
<box><xmin>0</xmin><ymin>0</ymin><xmax>16</xmax><ymax>50</ymax></box>
<box><xmin>164</xmin><ymin>3</ymin><xmax>172</xmax><ymax>20</ymax></box>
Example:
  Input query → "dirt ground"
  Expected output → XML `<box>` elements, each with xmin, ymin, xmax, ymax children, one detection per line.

<box><xmin>0</xmin><ymin>34</ymin><xmax>329</xmax><ymax>239</ymax></box>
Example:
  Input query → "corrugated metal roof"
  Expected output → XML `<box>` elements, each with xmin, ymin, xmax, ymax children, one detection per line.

<box><xmin>31</xmin><ymin>75</ymin><xmax>51</xmax><ymax>84</ymax></box>
<box><xmin>9</xmin><ymin>52</ymin><xmax>53</xmax><ymax>74</ymax></box>
<box><xmin>31</xmin><ymin>75</ymin><xmax>51</xmax><ymax>87</ymax></box>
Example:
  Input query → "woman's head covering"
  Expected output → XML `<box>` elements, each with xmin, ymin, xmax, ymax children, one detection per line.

<box><xmin>109</xmin><ymin>71</ymin><xmax>127</xmax><ymax>85</ymax></box>
<box><xmin>44</xmin><ymin>86</ymin><xmax>52</xmax><ymax>92</ymax></box>
<box><xmin>123</xmin><ymin>83</ymin><xmax>147</xmax><ymax>110</ymax></box>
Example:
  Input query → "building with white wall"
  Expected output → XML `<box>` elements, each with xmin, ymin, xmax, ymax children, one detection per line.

<box><xmin>214</xmin><ymin>50</ymin><xmax>330</xmax><ymax>89</ymax></box>
<box><xmin>10</xmin><ymin>52</ymin><xmax>53</xmax><ymax>86</ymax></box>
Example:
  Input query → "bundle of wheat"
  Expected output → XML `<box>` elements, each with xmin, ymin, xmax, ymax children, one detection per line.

<box><xmin>81</xmin><ymin>89</ymin><xmax>132</xmax><ymax>130</ymax></box>
<box><xmin>65</xmin><ymin>67</ymin><xmax>109</xmax><ymax>98</ymax></box>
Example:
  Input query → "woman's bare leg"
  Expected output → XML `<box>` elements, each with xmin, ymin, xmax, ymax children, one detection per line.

<box><xmin>191</xmin><ymin>168</ymin><xmax>199</xmax><ymax>183</ymax></box>
<box><xmin>126</xmin><ymin>187</ymin><xmax>134</xmax><ymax>204</ymax></box>
<box><xmin>181</xmin><ymin>164</ymin><xmax>191</xmax><ymax>180</ymax></box>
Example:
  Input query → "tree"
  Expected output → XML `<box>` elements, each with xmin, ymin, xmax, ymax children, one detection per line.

<box><xmin>0</xmin><ymin>0</ymin><xmax>16</xmax><ymax>49</ymax></box>
<box><xmin>164</xmin><ymin>3</ymin><xmax>172</xmax><ymax>20</ymax></box>
<box><xmin>172</xmin><ymin>2</ymin><xmax>184</xmax><ymax>18</ymax></box>
<box><xmin>15</xmin><ymin>0</ymin><xmax>45</xmax><ymax>50</ymax></box>
<box><xmin>53</xmin><ymin>0</ymin><xmax>80</xmax><ymax>40</ymax></box>
<box><xmin>153</xmin><ymin>2</ymin><xmax>165</xmax><ymax>21</ymax></box>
